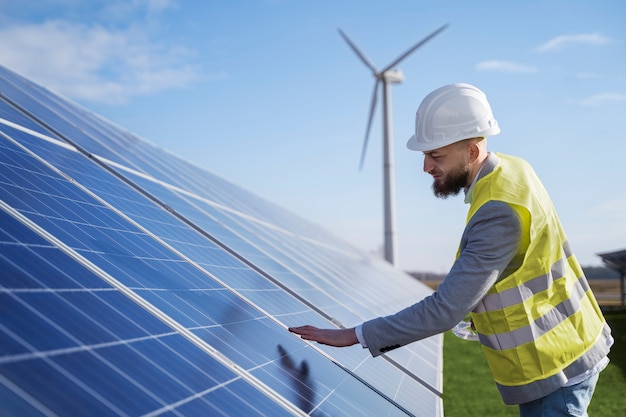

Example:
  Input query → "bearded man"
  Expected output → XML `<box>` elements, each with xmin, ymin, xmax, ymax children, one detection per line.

<box><xmin>289</xmin><ymin>83</ymin><xmax>613</xmax><ymax>417</ymax></box>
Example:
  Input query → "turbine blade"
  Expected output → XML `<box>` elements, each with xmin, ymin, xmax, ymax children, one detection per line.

<box><xmin>381</xmin><ymin>23</ymin><xmax>449</xmax><ymax>73</ymax></box>
<box><xmin>359</xmin><ymin>80</ymin><xmax>379</xmax><ymax>170</ymax></box>
<box><xmin>338</xmin><ymin>28</ymin><xmax>378</xmax><ymax>73</ymax></box>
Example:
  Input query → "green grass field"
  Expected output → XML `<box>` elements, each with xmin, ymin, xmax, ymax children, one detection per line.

<box><xmin>442</xmin><ymin>308</ymin><xmax>626</xmax><ymax>416</ymax></box>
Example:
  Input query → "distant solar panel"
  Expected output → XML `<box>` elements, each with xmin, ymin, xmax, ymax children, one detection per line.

<box><xmin>0</xmin><ymin>65</ymin><xmax>443</xmax><ymax>416</ymax></box>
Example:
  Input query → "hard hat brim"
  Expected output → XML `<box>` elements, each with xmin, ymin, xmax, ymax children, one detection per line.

<box><xmin>406</xmin><ymin>133</ymin><xmax>461</xmax><ymax>152</ymax></box>
<box><xmin>406</xmin><ymin>127</ymin><xmax>501</xmax><ymax>152</ymax></box>
<box><xmin>406</xmin><ymin>134</ymin><xmax>421</xmax><ymax>151</ymax></box>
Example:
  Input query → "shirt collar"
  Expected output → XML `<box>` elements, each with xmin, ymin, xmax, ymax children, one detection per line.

<box><xmin>464</xmin><ymin>152</ymin><xmax>497</xmax><ymax>204</ymax></box>
<box><xmin>464</xmin><ymin>171</ymin><xmax>481</xmax><ymax>204</ymax></box>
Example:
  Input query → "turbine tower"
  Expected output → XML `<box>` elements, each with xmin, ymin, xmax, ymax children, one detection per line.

<box><xmin>339</xmin><ymin>25</ymin><xmax>447</xmax><ymax>266</ymax></box>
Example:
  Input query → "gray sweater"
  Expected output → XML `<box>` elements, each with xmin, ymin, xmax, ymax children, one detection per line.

<box><xmin>361</xmin><ymin>153</ymin><xmax>521</xmax><ymax>351</ymax></box>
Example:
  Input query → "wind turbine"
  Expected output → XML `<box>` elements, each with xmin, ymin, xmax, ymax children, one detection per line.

<box><xmin>339</xmin><ymin>24</ymin><xmax>447</xmax><ymax>266</ymax></box>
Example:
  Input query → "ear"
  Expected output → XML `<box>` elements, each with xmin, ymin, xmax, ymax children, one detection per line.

<box><xmin>468</xmin><ymin>142</ymin><xmax>480</xmax><ymax>164</ymax></box>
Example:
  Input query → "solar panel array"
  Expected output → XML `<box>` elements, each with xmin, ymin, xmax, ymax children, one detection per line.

<box><xmin>0</xmin><ymin>65</ymin><xmax>443</xmax><ymax>416</ymax></box>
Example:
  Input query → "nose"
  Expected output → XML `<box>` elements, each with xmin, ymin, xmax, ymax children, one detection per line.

<box><xmin>423</xmin><ymin>156</ymin><xmax>433</xmax><ymax>173</ymax></box>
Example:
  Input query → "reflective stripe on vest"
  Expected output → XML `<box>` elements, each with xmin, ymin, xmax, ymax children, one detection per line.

<box><xmin>476</xmin><ymin>274</ymin><xmax>591</xmax><ymax>350</ymax></box>
<box><xmin>466</xmin><ymin>153</ymin><xmax>606</xmax><ymax>387</ymax></box>
<box><xmin>474</xmin><ymin>242</ymin><xmax>578</xmax><ymax>318</ymax></box>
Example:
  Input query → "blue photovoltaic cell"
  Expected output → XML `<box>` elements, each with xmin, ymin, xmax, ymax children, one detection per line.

<box><xmin>0</xmin><ymin>64</ymin><xmax>444</xmax><ymax>416</ymax></box>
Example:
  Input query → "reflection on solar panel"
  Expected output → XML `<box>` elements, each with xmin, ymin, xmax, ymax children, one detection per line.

<box><xmin>0</xmin><ymin>65</ymin><xmax>443</xmax><ymax>416</ymax></box>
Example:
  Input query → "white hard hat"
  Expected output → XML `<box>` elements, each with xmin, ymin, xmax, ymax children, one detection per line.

<box><xmin>406</xmin><ymin>83</ymin><xmax>500</xmax><ymax>152</ymax></box>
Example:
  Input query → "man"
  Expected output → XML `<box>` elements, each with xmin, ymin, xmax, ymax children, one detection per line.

<box><xmin>289</xmin><ymin>83</ymin><xmax>613</xmax><ymax>416</ymax></box>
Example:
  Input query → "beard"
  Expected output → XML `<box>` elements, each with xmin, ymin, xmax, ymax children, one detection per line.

<box><xmin>432</xmin><ymin>163</ymin><xmax>470</xmax><ymax>199</ymax></box>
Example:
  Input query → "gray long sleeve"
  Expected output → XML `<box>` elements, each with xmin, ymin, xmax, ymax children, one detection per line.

<box><xmin>362</xmin><ymin>200</ymin><xmax>522</xmax><ymax>356</ymax></box>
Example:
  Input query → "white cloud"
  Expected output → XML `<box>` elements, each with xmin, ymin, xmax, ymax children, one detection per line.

<box><xmin>475</xmin><ymin>60</ymin><xmax>537</xmax><ymax>74</ymax></box>
<box><xmin>535</xmin><ymin>33</ymin><xmax>611</xmax><ymax>52</ymax></box>
<box><xmin>0</xmin><ymin>18</ymin><xmax>202</xmax><ymax>104</ymax></box>
<box><xmin>577</xmin><ymin>92</ymin><xmax>626</xmax><ymax>107</ymax></box>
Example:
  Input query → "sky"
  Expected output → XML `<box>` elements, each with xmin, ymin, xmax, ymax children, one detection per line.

<box><xmin>0</xmin><ymin>0</ymin><xmax>624</xmax><ymax>273</ymax></box>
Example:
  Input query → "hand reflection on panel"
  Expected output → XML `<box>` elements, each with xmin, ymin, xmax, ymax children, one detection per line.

<box><xmin>276</xmin><ymin>344</ymin><xmax>315</xmax><ymax>413</ymax></box>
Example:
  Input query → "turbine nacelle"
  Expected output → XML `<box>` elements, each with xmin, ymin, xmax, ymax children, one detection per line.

<box><xmin>380</xmin><ymin>70</ymin><xmax>404</xmax><ymax>83</ymax></box>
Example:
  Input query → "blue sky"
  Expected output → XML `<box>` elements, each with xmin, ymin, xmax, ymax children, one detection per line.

<box><xmin>1</xmin><ymin>0</ymin><xmax>624</xmax><ymax>272</ymax></box>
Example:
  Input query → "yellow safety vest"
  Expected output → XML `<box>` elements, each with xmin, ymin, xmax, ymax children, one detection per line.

<box><xmin>467</xmin><ymin>154</ymin><xmax>606</xmax><ymax>389</ymax></box>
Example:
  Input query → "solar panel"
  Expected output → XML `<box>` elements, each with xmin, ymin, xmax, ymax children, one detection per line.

<box><xmin>0</xmin><ymin>65</ymin><xmax>443</xmax><ymax>416</ymax></box>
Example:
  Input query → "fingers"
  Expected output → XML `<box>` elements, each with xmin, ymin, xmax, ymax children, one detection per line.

<box><xmin>288</xmin><ymin>326</ymin><xmax>358</xmax><ymax>347</ymax></box>
<box><xmin>288</xmin><ymin>325</ymin><xmax>316</xmax><ymax>333</ymax></box>
<box><xmin>288</xmin><ymin>325</ymin><xmax>319</xmax><ymax>340</ymax></box>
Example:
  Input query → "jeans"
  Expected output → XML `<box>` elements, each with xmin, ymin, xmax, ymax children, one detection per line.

<box><xmin>518</xmin><ymin>373</ymin><xmax>599</xmax><ymax>417</ymax></box>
